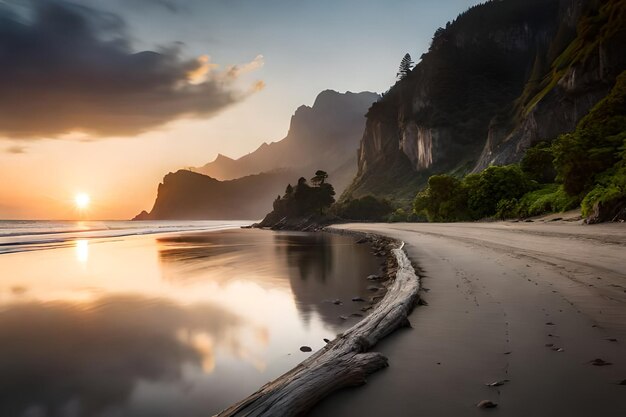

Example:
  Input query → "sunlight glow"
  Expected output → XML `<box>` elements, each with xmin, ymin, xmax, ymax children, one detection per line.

<box><xmin>75</xmin><ymin>193</ymin><xmax>90</xmax><ymax>210</ymax></box>
<box><xmin>75</xmin><ymin>239</ymin><xmax>89</xmax><ymax>263</ymax></box>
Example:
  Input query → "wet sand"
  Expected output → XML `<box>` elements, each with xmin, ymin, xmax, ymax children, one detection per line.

<box><xmin>311</xmin><ymin>222</ymin><xmax>626</xmax><ymax>416</ymax></box>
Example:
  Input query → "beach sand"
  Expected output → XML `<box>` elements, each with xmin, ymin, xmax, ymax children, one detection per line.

<box><xmin>310</xmin><ymin>221</ymin><xmax>626</xmax><ymax>416</ymax></box>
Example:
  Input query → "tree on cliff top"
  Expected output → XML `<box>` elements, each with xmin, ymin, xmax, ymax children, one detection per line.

<box><xmin>268</xmin><ymin>171</ymin><xmax>336</xmax><ymax>218</ymax></box>
<box><xmin>397</xmin><ymin>53</ymin><xmax>414</xmax><ymax>80</ymax></box>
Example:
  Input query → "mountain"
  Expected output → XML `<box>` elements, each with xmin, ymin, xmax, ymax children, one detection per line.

<box><xmin>195</xmin><ymin>90</ymin><xmax>380</xmax><ymax>194</ymax></box>
<box><xmin>344</xmin><ymin>0</ymin><xmax>626</xmax><ymax>203</ymax></box>
<box><xmin>133</xmin><ymin>170</ymin><xmax>289</xmax><ymax>220</ymax></box>
<box><xmin>135</xmin><ymin>90</ymin><xmax>379</xmax><ymax>220</ymax></box>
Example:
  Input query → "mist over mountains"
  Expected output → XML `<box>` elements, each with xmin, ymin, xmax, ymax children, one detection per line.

<box><xmin>135</xmin><ymin>90</ymin><xmax>378</xmax><ymax>220</ymax></box>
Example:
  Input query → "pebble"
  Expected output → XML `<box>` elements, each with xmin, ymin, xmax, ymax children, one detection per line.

<box><xmin>332</xmin><ymin>299</ymin><xmax>342</xmax><ymax>305</ymax></box>
<box><xmin>476</xmin><ymin>400</ymin><xmax>498</xmax><ymax>409</ymax></box>
<box><xmin>352</xmin><ymin>297</ymin><xmax>366</xmax><ymax>302</ymax></box>
<box><xmin>590</xmin><ymin>358</ymin><xmax>612</xmax><ymax>366</ymax></box>
<box><xmin>299</xmin><ymin>346</ymin><xmax>312</xmax><ymax>352</ymax></box>
<box><xmin>485</xmin><ymin>379</ymin><xmax>509</xmax><ymax>387</ymax></box>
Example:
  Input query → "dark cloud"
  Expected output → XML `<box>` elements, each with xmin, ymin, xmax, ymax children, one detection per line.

<box><xmin>0</xmin><ymin>0</ymin><xmax>259</xmax><ymax>139</ymax></box>
<box><xmin>127</xmin><ymin>0</ymin><xmax>184</xmax><ymax>13</ymax></box>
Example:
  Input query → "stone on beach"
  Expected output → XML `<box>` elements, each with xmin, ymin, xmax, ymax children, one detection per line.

<box><xmin>476</xmin><ymin>400</ymin><xmax>498</xmax><ymax>408</ymax></box>
<box><xmin>485</xmin><ymin>380</ymin><xmax>509</xmax><ymax>387</ymax></box>
<box><xmin>590</xmin><ymin>358</ymin><xmax>612</xmax><ymax>366</ymax></box>
<box><xmin>300</xmin><ymin>346</ymin><xmax>312</xmax><ymax>352</ymax></box>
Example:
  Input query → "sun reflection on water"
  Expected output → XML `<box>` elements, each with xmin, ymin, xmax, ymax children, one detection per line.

<box><xmin>75</xmin><ymin>239</ymin><xmax>89</xmax><ymax>263</ymax></box>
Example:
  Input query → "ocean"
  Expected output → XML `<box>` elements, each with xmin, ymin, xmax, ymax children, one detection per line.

<box><xmin>0</xmin><ymin>220</ymin><xmax>381</xmax><ymax>416</ymax></box>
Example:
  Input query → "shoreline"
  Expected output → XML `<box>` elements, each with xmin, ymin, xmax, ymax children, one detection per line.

<box><xmin>311</xmin><ymin>222</ymin><xmax>626</xmax><ymax>416</ymax></box>
<box><xmin>214</xmin><ymin>229</ymin><xmax>422</xmax><ymax>417</ymax></box>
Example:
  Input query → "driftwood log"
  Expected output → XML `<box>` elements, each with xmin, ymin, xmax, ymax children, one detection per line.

<box><xmin>215</xmin><ymin>242</ymin><xmax>420</xmax><ymax>417</ymax></box>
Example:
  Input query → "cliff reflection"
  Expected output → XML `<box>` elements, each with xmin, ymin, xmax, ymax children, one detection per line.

<box><xmin>157</xmin><ymin>230</ymin><xmax>380</xmax><ymax>328</ymax></box>
<box><xmin>276</xmin><ymin>232</ymin><xmax>381</xmax><ymax>325</ymax></box>
<box><xmin>274</xmin><ymin>233</ymin><xmax>332</xmax><ymax>283</ymax></box>
<box><xmin>0</xmin><ymin>295</ymin><xmax>246</xmax><ymax>417</ymax></box>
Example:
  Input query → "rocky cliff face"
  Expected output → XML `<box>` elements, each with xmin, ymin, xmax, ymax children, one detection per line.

<box><xmin>475</xmin><ymin>0</ymin><xmax>626</xmax><ymax>170</ymax></box>
<box><xmin>347</xmin><ymin>0</ymin><xmax>625</xmax><ymax>201</ymax></box>
<box><xmin>196</xmin><ymin>90</ymin><xmax>379</xmax><ymax>194</ymax></box>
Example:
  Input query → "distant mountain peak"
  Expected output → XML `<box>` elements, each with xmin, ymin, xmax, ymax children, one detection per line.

<box><xmin>214</xmin><ymin>153</ymin><xmax>235</xmax><ymax>162</ymax></box>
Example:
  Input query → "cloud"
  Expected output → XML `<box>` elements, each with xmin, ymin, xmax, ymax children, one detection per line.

<box><xmin>5</xmin><ymin>145</ymin><xmax>26</xmax><ymax>154</ymax></box>
<box><xmin>225</xmin><ymin>54</ymin><xmax>265</xmax><ymax>79</ymax></box>
<box><xmin>0</xmin><ymin>0</ymin><xmax>263</xmax><ymax>139</ymax></box>
<box><xmin>0</xmin><ymin>295</ymin><xmax>248</xmax><ymax>415</ymax></box>
<box><xmin>128</xmin><ymin>0</ymin><xmax>183</xmax><ymax>13</ymax></box>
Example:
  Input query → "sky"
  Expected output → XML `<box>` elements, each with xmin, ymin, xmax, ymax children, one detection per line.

<box><xmin>0</xmin><ymin>0</ymin><xmax>482</xmax><ymax>220</ymax></box>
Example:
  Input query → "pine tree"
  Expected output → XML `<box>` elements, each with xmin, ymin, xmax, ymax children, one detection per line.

<box><xmin>397</xmin><ymin>53</ymin><xmax>414</xmax><ymax>80</ymax></box>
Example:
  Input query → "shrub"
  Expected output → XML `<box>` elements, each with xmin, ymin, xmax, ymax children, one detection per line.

<box><xmin>413</xmin><ymin>174</ymin><xmax>469</xmax><ymax>221</ymax></box>
<box><xmin>334</xmin><ymin>195</ymin><xmax>393</xmax><ymax>221</ymax></box>
<box><xmin>388</xmin><ymin>208</ymin><xmax>408</xmax><ymax>222</ymax></box>
<box><xmin>581</xmin><ymin>163</ymin><xmax>626</xmax><ymax>218</ymax></box>
<box><xmin>465</xmin><ymin>165</ymin><xmax>532</xmax><ymax>218</ymax></box>
<box><xmin>495</xmin><ymin>198</ymin><xmax>519</xmax><ymax>220</ymax></box>
<box><xmin>516</xmin><ymin>184</ymin><xmax>579</xmax><ymax>218</ymax></box>
<box><xmin>521</xmin><ymin>142</ymin><xmax>556</xmax><ymax>183</ymax></box>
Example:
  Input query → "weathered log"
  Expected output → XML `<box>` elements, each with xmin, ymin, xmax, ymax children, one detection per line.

<box><xmin>215</xmin><ymin>242</ymin><xmax>420</xmax><ymax>417</ymax></box>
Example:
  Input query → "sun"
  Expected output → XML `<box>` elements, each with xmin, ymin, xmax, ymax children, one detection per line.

<box><xmin>75</xmin><ymin>193</ymin><xmax>90</xmax><ymax>210</ymax></box>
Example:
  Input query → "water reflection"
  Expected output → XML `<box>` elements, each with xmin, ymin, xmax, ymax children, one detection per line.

<box><xmin>0</xmin><ymin>295</ymin><xmax>247</xmax><ymax>417</ymax></box>
<box><xmin>275</xmin><ymin>233</ymin><xmax>332</xmax><ymax>283</ymax></box>
<box><xmin>157</xmin><ymin>230</ymin><xmax>381</xmax><ymax>328</ymax></box>
<box><xmin>0</xmin><ymin>229</ymin><xmax>380</xmax><ymax>416</ymax></box>
<box><xmin>75</xmin><ymin>239</ymin><xmax>89</xmax><ymax>263</ymax></box>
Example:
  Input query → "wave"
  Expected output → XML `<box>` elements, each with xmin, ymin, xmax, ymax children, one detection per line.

<box><xmin>0</xmin><ymin>220</ymin><xmax>253</xmax><ymax>255</ymax></box>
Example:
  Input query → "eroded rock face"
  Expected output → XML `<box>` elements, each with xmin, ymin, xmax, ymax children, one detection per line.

<box><xmin>474</xmin><ymin>38</ymin><xmax>625</xmax><ymax>171</ymax></box>
<box><xmin>350</xmin><ymin>0</ymin><xmax>566</xmax><ymax>198</ymax></box>
<box><xmin>399</xmin><ymin>122</ymin><xmax>434</xmax><ymax>171</ymax></box>
<box><xmin>585</xmin><ymin>200</ymin><xmax>626</xmax><ymax>224</ymax></box>
<box><xmin>348</xmin><ymin>0</ymin><xmax>623</xmax><ymax>201</ymax></box>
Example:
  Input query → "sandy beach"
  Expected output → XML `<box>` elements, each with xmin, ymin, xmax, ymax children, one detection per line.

<box><xmin>309</xmin><ymin>221</ymin><xmax>626</xmax><ymax>416</ymax></box>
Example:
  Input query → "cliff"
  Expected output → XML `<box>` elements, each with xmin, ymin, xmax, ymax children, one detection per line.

<box><xmin>136</xmin><ymin>90</ymin><xmax>378</xmax><ymax>220</ymax></box>
<box><xmin>133</xmin><ymin>170</ymin><xmax>290</xmax><ymax>220</ymax></box>
<box><xmin>345</xmin><ymin>0</ymin><xmax>625</xmax><ymax>203</ymax></box>
<box><xmin>195</xmin><ymin>90</ymin><xmax>379</xmax><ymax>194</ymax></box>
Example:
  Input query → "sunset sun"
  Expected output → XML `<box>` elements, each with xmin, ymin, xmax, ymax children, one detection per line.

<box><xmin>75</xmin><ymin>193</ymin><xmax>90</xmax><ymax>210</ymax></box>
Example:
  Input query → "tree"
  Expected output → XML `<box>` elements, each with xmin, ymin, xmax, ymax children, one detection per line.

<box><xmin>311</xmin><ymin>170</ymin><xmax>328</xmax><ymax>186</ymax></box>
<box><xmin>285</xmin><ymin>184</ymin><xmax>293</xmax><ymax>195</ymax></box>
<box><xmin>397</xmin><ymin>53</ymin><xmax>414</xmax><ymax>80</ymax></box>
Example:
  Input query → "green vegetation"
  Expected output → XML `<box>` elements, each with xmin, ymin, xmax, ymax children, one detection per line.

<box><xmin>522</xmin><ymin>0</ymin><xmax>625</xmax><ymax>115</ymax></box>
<box><xmin>332</xmin><ymin>195</ymin><xmax>393</xmax><ymax>221</ymax></box>
<box><xmin>412</xmin><ymin>71</ymin><xmax>626</xmax><ymax>222</ymax></box>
